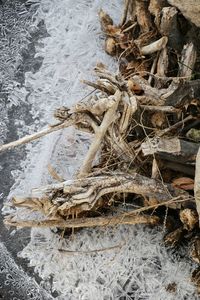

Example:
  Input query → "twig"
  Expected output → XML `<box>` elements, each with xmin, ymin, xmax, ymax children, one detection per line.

<box><xmin>158</xmin><ymin>115</ymin><xmax>193</xmax><ymax>137</ymax></box>
<box><xmin>0</xmin><ymin>119</ymin><xmax>75</xmax><ymax>153</ymax></box>
<box><xmin>140</xmin><ymin>105</ymin><xmax>180</xmax><ymax>113</ymax></box>
<box><xmin>4</xmin><ymin>214</ymin><xmax>159</xmax><ymax>228</ymax></box>
<box><xmin>58</xmin><ymin>241</ymin><xmax>125</xmax><ymax>254</ymax></box>
<box><xmin>123</xmin><ymin>197</ymin><xmax>194</xmax><ymax>217</ymax></box>
<box><xmin>122</xmin><ymin>22</ymin><xmax>137</xmax><ymax>33</ymax></box>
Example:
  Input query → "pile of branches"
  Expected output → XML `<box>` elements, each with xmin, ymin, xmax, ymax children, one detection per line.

<box><xmin>2</xmin><ymin>0</ymin><xmax>200</xmax><ymax>289</ymax></box>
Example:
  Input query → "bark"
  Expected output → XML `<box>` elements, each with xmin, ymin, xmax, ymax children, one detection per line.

<box><xmin>195</xmin><ymin>147</ymin><xmax>200</xmax><ymax>223</ymax></box>
<box><xmin>167</xmin><ymin>0</ymin><xmax>200</xmax><ymax>28</ymax></box>
<box><xmin>142</xmin><ymin>137</ymin><xmax>199</xmax><ymax>163</ymax></box>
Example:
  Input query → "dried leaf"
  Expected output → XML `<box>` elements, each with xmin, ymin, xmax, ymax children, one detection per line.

<box><xmin>127</xmin><ymin>78</ymin><xmax>143</xmax><ymax>94</ymax></box>
<box><xmin>98</xmin><ymin>9</ymin><xmax>113</xmax><ymax>31</ymax></box>
<box><xmin>105</xmin><ymin>37</ymin><xmax>116</xmax><ymax>56</ymax></box>
<box><xmin>172</xmin><ymin>177</ymin><xmax>194</xmax><ymax>190</ymax></box>
<box><xmin>151</xmin><ymin>112</ymin><xmax>166</xmax><ymax>128</ymax></box>
<box><xmin>105</xmin><ymin>25</ymin><xmax>122</xmax><ymax>36</ymax></box>
<box><xmin>180</xmin><ymin>208</ymin><xmax>198</xmax><ymax>231</ymax></box>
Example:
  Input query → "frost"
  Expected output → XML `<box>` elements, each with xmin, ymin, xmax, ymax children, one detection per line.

<box><xmin>20</xmin><ymin>226</ymin><xmax>197</xmax><ymax>300</ymax></box>
<box><xmin>0</xmin><ymin>241</ymin><xmax>53</xmax><ymax>299</ymax></box>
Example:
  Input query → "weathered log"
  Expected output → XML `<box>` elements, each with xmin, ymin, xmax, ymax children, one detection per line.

<box><xmin>82</xmin><ymin>79</ymin><xmax>117</xmax><ymax>94</ymax></box>
<box><xmin>141</xmin><ymin>137</ymin><xmax>199</xmax><ymax>163</ymax></box>
<box><xmin>167</xmin><ymin>0</ymin><xmax>200</xmax><ymax>28</ymax></box>
<box><xmin>156</xmin><ymin>46</ymin><xmax>168</xmax><ymax>78</ymax></box>
<box><xmin>128</xmin><ymin>75</ymin><xmax>164</xmax><ymax>103</ymax></box>
<box><xmin>11</xmin><ymin>172</ymin><xmax>189</xmax><ymax>219</ymax></box>
<box><xmin>140</xmin><ymin>105</ymin><xmax>180</xmax><ymax>113</ymax></box>
<box><xmin>120</xmin><ymin>0</ymin><xmax>131</xmax><ymax>26</ymax></box>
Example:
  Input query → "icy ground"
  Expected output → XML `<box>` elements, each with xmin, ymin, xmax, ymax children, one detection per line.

<box><xmin>1</xmin><ymin>0</ymin><xmax>199</xmax><ymax>299</ymax></box>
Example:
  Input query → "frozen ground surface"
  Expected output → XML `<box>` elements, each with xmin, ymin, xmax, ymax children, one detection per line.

<box><xmin>0</xmin><ymin>0</ymin><xmax>199</xmax><ymax>299</ymax></box>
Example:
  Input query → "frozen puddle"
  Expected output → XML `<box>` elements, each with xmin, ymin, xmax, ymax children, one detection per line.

<box><xmin>6</xmin><ymin>0</ymin><xmax>199</xmax><ymax>299</ymax></box>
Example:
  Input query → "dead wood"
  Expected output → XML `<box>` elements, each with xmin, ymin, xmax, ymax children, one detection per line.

<box><xmin>156</xmin><ymin>47</ymin><xmax>168</xmax><ymax>78</ymax></box>
<box><xmin>195</xmin><ymin>147</ymin><xmax>200</xmax><ymax>223</ymax></box>
<box><xmin>120</xmin><ymin>0</ymin><xmax>131</xmax><ymax>26</ymax></box>
<box><xmin>140</xmin><ymin>105</ymin><xmax>179</xmax><ymax>113</ymax></box>
<box><xmin>165</xmin><ymin>80</ymin><xmax>200</xmax><ymax>107</ymax></box>
<box><xmin>149</xmin><ymin>0</ymin><xmax>168</xmax><ymax>28</ymax></box>
<box><xmin>78</xmin><ymin>90</ymin><xmax>121</xmax><ymax>178</ymax></box>
<box><xmin>140</xmin><ymin>36</ymin><xmax>168</xmax><ymax>55</ymax></box>
<box><xmin>0</xmin><ymin>119</ymin><xmax>75</xmax><ymax>153</ymax></box>
<box><xmin>162</xmin><ymin>161</ymin><xmax>195</xmax><ymax>176</ymax></box>
<box><xmin>178</xmin><ymin>42</ymin><xmax>197</xmax><ymax>78</ymax></box>
<box><xmin>10</xmin><ymin>172</ymin><xmax>188</xmax><ymax>219</ymax></box>
<box><xmin>2</xmin><ymin>3</ymin><xmax>200</xmax><ymax>287</ymax></box>
<box><xmin>4</xmin><ymin>213</ymin><xmax>159</xmax><ymax>229</ymax></box>
<box><xmin>142</xmin><ymin>137</ymin><xmax>199</xmax><ymax>163</ymax></box>
<box><xmin>159</xmin><ymin>6</ymin><xmax>183</xmax><ymax>51</ymax></box>
<box><xmin>135</xmin><ymin>0</ymin><xmax>153</xmax><ymax>33</ymax></box>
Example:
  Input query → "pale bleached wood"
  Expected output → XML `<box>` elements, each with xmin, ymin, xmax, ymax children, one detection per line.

<box><xmin>4</xmin><ymin>214</ymin><xmax>159</xmax><ymax>228</ymax></box>
<box><xmin>141</xmin><ymin>36</ymin><xmax>168</xmax><ymax>55</ymax></box>
<box><xmin>0</xmin><ymin>119</ymin><xmax>75</xmax><ymax>153</ymax></box>
<box><xmin>77</xmin><ymin>90</ymin><xmax>121</xmax><ymax>178</ymax></box>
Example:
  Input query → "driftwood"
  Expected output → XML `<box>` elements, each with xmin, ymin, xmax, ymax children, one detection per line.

<box><xmin>9</xmin><ymin>172</ymin><xmax>187</xmax><ymax>219</ymax></box>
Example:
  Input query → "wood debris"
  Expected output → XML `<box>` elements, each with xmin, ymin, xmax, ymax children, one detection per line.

<box><xmin>1</xmin><ymin>0</ymin><xmax>200</xmax><ymax>292</ymax></box>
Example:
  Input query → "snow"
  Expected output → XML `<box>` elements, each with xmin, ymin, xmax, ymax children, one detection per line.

<box><xmin>3</xmin><ymin>0</ymin><xmax>199</xmax><ymax>299</ymax></box>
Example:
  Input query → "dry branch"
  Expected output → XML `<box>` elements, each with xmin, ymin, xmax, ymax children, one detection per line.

<box><xmin>10</xmin><ymin>172</ymin><xmax>188</xmax><ymax>220</ymax></box>
<box><xmin>0</xmin><ymin>119</ymin><xmax>75</xmax><ymax>153</ymax></box>
<box><xmin>4</xmin><ymin>214</ymin><xmax>159</xmax><ymax>228</ymax></box>
<box><xmin>78</xmin><ymin>90</ymin><xmax>121</xmax><ymax>178</ymax></box>
<box><xmin>141</xmin><ymin>36</ymin><xmax>168</xmax><ymax>55</ymax></box>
